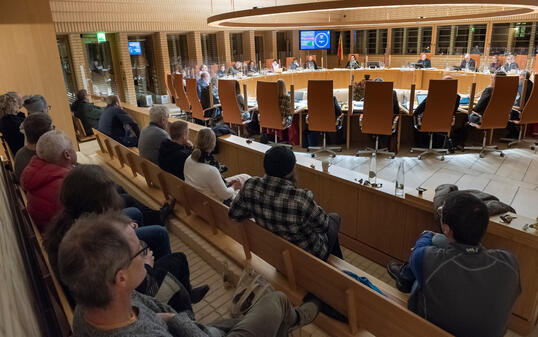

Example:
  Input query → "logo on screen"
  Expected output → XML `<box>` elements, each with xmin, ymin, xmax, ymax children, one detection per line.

<box><xmin>300</xmin><ymin>30</ymin><xmax>331</xmax><ymax>50</ymax></box>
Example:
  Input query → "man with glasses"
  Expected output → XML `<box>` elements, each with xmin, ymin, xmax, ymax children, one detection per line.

<box><xmin>386</xmin><ymin>192</ymin><xmax>520</xmax><ymax>337</ymax></box>
<box><xmin>59</xmin><ymin>211</ymin><xmax>320</xmax><ymax>337</ymax></box>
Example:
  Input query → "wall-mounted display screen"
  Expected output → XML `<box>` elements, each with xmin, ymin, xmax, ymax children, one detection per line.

<box><xmin>128</xmin><ymin>41</ymin><xmax>142</xmax><ymax>55</ymax></box>
<box><xmin>300</xmin><ymin>30</ymin><xmax>331</xmax><ymax>50</ymax></box>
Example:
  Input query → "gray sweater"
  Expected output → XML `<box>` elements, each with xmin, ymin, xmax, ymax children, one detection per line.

<box><xmin>139</xmin><ymin>123</ymin><xmax>170</xmax><ymax>164</ymax></box>
<box><xmin>73</xmin><ymin>291</ymin><xmax>224</xmax><ymax>337</ymax></box>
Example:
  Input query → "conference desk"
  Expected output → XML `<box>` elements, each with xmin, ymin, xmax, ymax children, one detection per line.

<box><xmin>234</xmin><ymin>68</ymin><xmax>493</xmax><ymax>98</ymax></box>
<box><xmin>117</xmin><ymin>102</ymin><xmax>538</xmax><ymax>335</ymax></box>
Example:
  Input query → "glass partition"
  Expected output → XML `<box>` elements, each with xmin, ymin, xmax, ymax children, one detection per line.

<box><xmin>56</xmin><ymin>35</ymin><xmax>77</xmax><ymax>103</ymax></box>
<box><xmin>83</xmin><ymin>34</ymin><xmax>118</xmax><ymax>96</ymax></box>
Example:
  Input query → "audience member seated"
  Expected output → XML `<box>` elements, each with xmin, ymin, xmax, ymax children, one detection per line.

<box><xmin>469</xmin><ymin>71</ymin><xmax>506</xmax><ymax>124</ymax></box>
<box><xmin>234</xmin><ymin>80</ymin><xmax>251</xmax><ymax>121</ymax></box>
<box><xmin>504</xmin><ymin>54</ymin><xmax>519</xmax><ymax>72</ymax></box>
<box><xmin>200</xmin><ymin>77</ymin><xmax>221</xmax><ymax>119</ymax></box>
<box><xmin>229</xmin><ymin>146</ymin><xmax>343</xmax><ymax>261</ymax></box>
<box><xmin>14</xmin><ymin>112</ymin><xmax>52</xmax><ymax>181</ymax></box>
<box><xmin>98</xmin><ymin>95</ymin><xmax>140</xmax><ymax>147</ymax></box>
<box><xmin>46</xmin><ymin>166</ymin><xmax>207</xmax><ymax>312</ymax></box>
<box><xmin>21</xmin><ymin>130</ymin><xmax>76</xmax><ymax>232</ymax></box>
<box><xmin>459</xmin><ymin>53</ymin><xmax>475</xmax><ymax>70</ymax></box>
<box><xmin>70</xmin><ymin>89</ymin><xmax>102</xmax><ymax>136</ymax></box>
<box><xmin>216</xmin><ymin>64</ymin><xmax>226</xmax><ymax>78</ymax></box>
<box><xmin>198</xmin><ymin>64</ymin><xmax>208</xmax><ymax>78</ymax></box>
<box><xmin>196</xmin><ymin>71</ymin><xmax>210</xmax><ymax>98</ymax></box>
<box><xmin>58</xmin><ymin>212</ymin><xmax>319</xmax><ymax>337</ymax></box>
<box><xmin>490</xmin><ymin>55</ymin><xmax>501</xmax><ymax>72</ymax></box>
<box><xmin>417</xmin><ymin>54</ymin><xmax>431</xmax><ymax>68</ymax></box>
<box><xmin>228</xmin><ymin>61</ymin><xmax>241</xmax><ymax>76</ymax></box>
<box><xmin>139</xmin><ymin>105</ymin><xmax>170</xmax><ymax>164</ymax></box>
<box><xmin>506</xmin><ymin>71</ymin><xmax>534</xmax><ymax>138</ymax></box>
<box><xmin>158</xmin><ymin>121</ymin><xmax>193</xmax><ymax>180</ymax></box>
<box><xmin>0</xmin><ymin>92</ymin><xmax>25</xmax><ymax>154</ymax></box>
<box><xmin>289</xmin><ymin>57</ymin><xmax>300</xmax><ymax>70</ymax></box>
<box><xmin>271</xmin><ymin>59</ymin><xmax>280</xmax><ymax>72</ymax></box>
<box><xmin>184</xmin><ymin>128</ymin><xmax>249</xmax><ymax>204</ymax></box>
<box><xmin>247</xmin><ymin>60</ymin><xmax>257</xmax><ymax>73</ymax></box>
<box><xmin>346</xmin><ymin>55</ymin><xmax>360</xmax><ymax>69</ymax></box>
<box><xmin>23</xmin><ymin>94</ymin><xmax>49</xmax><ymax>114</ymax></box>
<box><xmin>277</xmin><ymin>79</ymin><xmax>293</xmax><ymax>128</ymax></box>
<box><xmin>387</xmin><ymin>192</ymin><xmax>520</xmax><ymax>337</ymax></box>
<box><xmin>7</xmin><ymin>91</ymin><xmax>23</xmax><ymax>112</ymax></box>
<box><xmin>303</xmin><ymin>55</ymin><xmax>318</xmax><ymax>70</ymax></box>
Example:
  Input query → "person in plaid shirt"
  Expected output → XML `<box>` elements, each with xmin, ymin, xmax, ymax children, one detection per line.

<box><xmin>229</xmin><ymin>146</ymin><xmax>343</xmax><ymax>260</ymax></box>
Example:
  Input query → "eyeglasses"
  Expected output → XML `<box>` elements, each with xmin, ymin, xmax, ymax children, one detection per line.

<box><xmin>130</xmin><ymin>240</ymin><xmax>149</xmax><ymax>261</ymax></box>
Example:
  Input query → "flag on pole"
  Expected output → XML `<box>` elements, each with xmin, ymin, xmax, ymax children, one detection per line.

<box><xmin>337</xmin><ymin>33</ymin><xmax>344</xmax><ymax>67</ymax></box>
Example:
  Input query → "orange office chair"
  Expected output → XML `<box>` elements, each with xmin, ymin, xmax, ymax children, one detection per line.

<box><xmin>219</xmin><ymin>79</ymin><xmax>251</xmax><ymax>136</ymax></box>
<box><xmin>501</xmin><ymin>79</ymin><xmax>538</xmax><ymax>149</ymax></box>
<box><xmin>172</xmin><ymin>74</ymin><xmax>192</xmax><ymax>120</ymax></box>
<box><xmin>185</xmin><ymin>78</ymin><xmax>214</xmax><ymax>126</ymax></box>
<box><xmin>307</xmin><ymin>80</ymin><xmax>341</xmax><ymax>157</ymax></box>
<box><xmin>464</xmin><ymin>76</ymin><xmax>518</xmax><ymax>158</ymax></box>
<box><xmin>356</xmin><ymin>81</ymin><xmax>396</xmax><ymax>158</ymax></box>
<box><xmin>410</xmin><ymin>79</ymin><xmax>458</xmax><ymax>160</ymax></box>
<box><xmin>257</xmin><ymin>81</ymin><xmax>292</xmax><ymax>147</ymax></box>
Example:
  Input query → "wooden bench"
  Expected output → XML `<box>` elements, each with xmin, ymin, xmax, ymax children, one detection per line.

<box><xmin>1</xmin><ymin>161</ymin><xmax>72</xmax><ymax>336</ymax></box>
<box><xmin>93</xmin><ymin>130</ymin><xmax>452</xmax><ymax>337</ymax></box>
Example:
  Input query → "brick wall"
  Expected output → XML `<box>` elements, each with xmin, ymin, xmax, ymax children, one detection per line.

<box><xmin>67</xmin><ymin>33</ymin><xmax>89</xmax><ymax>92</ymax></box>
<box><xmin>217</xmin><ymin>31</ymin><xmax>231</xmax><ymax>64</ymax></box>
<box><xmin>187</xmin><ymin>31</ymin><xmax>203</xmax><ymax>66</ymax></box>
<box><xmin>242</xmin><ymin>31</ymin><xmax>255</xmax><ymax>61</ymax></box>
<box><xmin>109</xmin><ymin>32</ymin><xmax>137</xmax><ymax>105</ymax></box>
<box><xmin>153</xmin><ymin>31</ymin><xmax>170</xmax><ymax>95</ymax></box>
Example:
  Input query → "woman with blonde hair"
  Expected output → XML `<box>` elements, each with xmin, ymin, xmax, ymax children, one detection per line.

<box><xmin>0</xmin><ymin>93</ymin><xmax>25</xmax><ymax>154</ymax></box>
<box><xmin>183</xmin><ymin>128</ymin><xmax>250</xmax><ymax>204</ymax></box>
<box><xmin>277</xmin><ymin>79</ymin><xmax>292</xmax><ymax>128</ymax></box>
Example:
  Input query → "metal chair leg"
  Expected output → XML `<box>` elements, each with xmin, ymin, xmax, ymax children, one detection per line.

<box><xmin>411</xmin><ymin>133</ymin><xmax>448</xmax><ymax>160</ymax></box>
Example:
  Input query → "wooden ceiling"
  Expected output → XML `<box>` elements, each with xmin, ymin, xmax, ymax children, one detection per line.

<box><xmin>49</xmin><ymin>0</ymin><xmax>538</xmax><ymax>33</ymax></box>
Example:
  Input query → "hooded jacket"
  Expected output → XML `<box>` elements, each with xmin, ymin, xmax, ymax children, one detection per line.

<box><xmin>20</xmin><ymin>156</ymin><xmax>70</xmax><ymax>232</ymax></box>
<box><xmin>158</xmin><ymin>139</ymin><xmax>193</xmax><ymax>180</ymax></box>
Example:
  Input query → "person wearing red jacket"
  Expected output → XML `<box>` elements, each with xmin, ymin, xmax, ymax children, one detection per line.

<box><xmin>21</xmin><ymin>130</ymin><xmax>77</xmax><ymax>232</ymax></box>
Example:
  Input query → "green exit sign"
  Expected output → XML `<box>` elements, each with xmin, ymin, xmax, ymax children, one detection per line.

<box><xmin>97</xmin><ymin>32</ymin><xmax>106</xmax><ymax>42</ymax></box>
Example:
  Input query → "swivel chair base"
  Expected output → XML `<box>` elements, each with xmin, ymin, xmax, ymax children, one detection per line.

<box><xmin>411</xmin><ymin>133</ymin><xmax>448</xmax><ymax>160</ymax></box>
<box><xmin>307</xmin><ymin>133</ymin><xmax>341</xmax><ymax>158</ymax></box>
<box><xmin>356</xmin><ymin>135</ymin><xmax>395</xmax><ymax>158</ymax></box>
<box><xmin>268</xmin><ymin>132</ymin><xmax>292</xmax><ymax>148</ymax></box>
<box><xmin>464</xmin><ymin>130</ymin><xmax>504</xmax><ymax>158</ymax></box>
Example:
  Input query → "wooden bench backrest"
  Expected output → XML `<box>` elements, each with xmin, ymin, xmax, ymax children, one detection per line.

<box><xmin>159</xmin><ymin>170</ymin><xmax>191</xmax><ymax>215</ymax></box>
<box><xmin>257</xmin><ymin>81</ymin><xmax>285</xmax><ymax>130</ymax></box>
<box><xmin>481</xmin><ymin>76</ymin><xmax>519</xmax><ymax>129</ymax></box>
<box><xmin>181</xmin><ymin>182</ymin><xmax>217</xmax><ymax>227</ymax></box>
<box><xmin>92</xmin><ymin>128</ymin><xmax>107</xmax><ymax>154</ymax></box>
<box><xmin>520</xmin><ymin>80</ymin><xmax>538</xmax><ymax>124</ymax></box>
<box><xmin>362</xmin><ymin>81</ymin><xmax>394</xmax><ymax>135</ymax></box>
<box><xmin>420</xmin><ymin>79</ymin><xmax>458</xmax><ymax>133</ymax></box>
<box><xmin>307</xmin><ymin>80</ymin><xmax>336</xmax><ymax>132</ymax></box>
<box><xmin>219</xmin><ymin>79</ymin><xmax>245</xmax><ymax>125</ymax></box>
<box><xmin>72</xmin><ymin>115</ymin><xmax>88</xmax><ymax>138</ymax></box>
<box><xmin>172</xmin><ymin>74</ymin><xmax>191</xmax><ymax>112</ymax></box>
<box><xmin>185</xmin><ymin>78</ymin><xmax>205</xmax><ymax>120</ymax></box>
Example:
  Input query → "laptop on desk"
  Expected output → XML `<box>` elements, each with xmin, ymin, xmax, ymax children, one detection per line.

<box><xmin>416</xmin><ymin>94</ymin><xmax>428</xmax><ymax>106</ymax></box>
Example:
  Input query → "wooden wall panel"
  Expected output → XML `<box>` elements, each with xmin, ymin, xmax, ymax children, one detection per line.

<box><xmin>0</xmin><ymin>0</ymin><xmax>76</xmax><ymax>145</ymax></box>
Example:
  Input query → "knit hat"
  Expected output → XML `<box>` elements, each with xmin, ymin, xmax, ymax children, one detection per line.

<box><xmin>263</xmin><ymin>146</ymin><xmax>296</xmax><ymax>178</ymax></box>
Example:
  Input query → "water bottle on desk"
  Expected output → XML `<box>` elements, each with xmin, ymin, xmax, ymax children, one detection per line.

<box><xmin>395</xmin><ymin>160</ymin><xmax>405</xmax><ymax>197</ymax></box>
<box><xmin>368</xmin><ymin>154</ymin><xmax>377</xmax><ymax>185</ymax></box>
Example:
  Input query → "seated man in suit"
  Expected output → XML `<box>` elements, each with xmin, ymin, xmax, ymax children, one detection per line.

<box><xmin>346</xmin><ymin>55</ymin><xmax>360</xmax><ymax>69</ymax></box>
<box><xmin>229</xmin><ymin>146</ymin><xmax>343</xmax><ymax>261</ymax></box>
<box><xmin>387</xmin><ymin>192</ymin><xmax>520</xmax><ymax>337</ymax></box>
<box><xmin>59</xmin><ymin>211</ymin><xmax>321</xmax><ymax>337</ymax></box>
<box><xmin>417</xmin><ymin>54</ymin><xmax>431</xmax><ymax>68</ymax></box>
<box><xmin>158</xmin><ymin>121</ymin><xmax>193</xmax><ymax>180</ymax></box>
<box><xmin>70</xmin><ymin>89</ymin><xmax>102</xmax><ymax>136</ymax></box>
<box><xmin>459</xmin><ymin>53</ymin><xmax>476</xmax><ymax>70</ymax></box>
<box><xmin>228</xmin><ymin>61</ymin><xmax>241</xmax><ymax>76</ymax></box>
<box><xmin>98</xmin><ymin>95</ymin><xmax>140</xmax><ymax>147</ymax></box>
<box><xmin>506</xmin><ymin>71</ymin><xmax>534</xmax><ymax>138</ymax></box>
<box><xmin>289</xmin><ymin>57</ymin><xmax>300</xmax><ymax>70</ymax></box>
<box><xmin>196</xmin><ymin>71</ymin><xmax>210</xmax><ymax>98</ymax></box>
<box><xmin>504</xmin><ymin>54</ymin><xmax>519</xmax><ymax>72</ymax></box>
<box><xmin>303</xmin><ymin>55</ymin><xmax>318</xmax><ymax>70</ymax></box>
<box><xmin>490</xmin><ymin>55</ymin><xmax>502</xmax><ymax>72</ymax></box>
<box><xmin>468</xmin><ymin>70</ymin><xmax>506</xmax><ymax>124</ymax></box>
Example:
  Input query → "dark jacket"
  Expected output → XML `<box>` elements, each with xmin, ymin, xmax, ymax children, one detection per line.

<box><xmin>216</xmin><ymin>69</ymin><xmax>226</xmax><ymax>78</ymax></box>
<box><xmin>98</xmin><ymin>104</ymin><xmax>140</xmax><ymax>142</ymax></box>
<box><xmin>516</xmin><ymin>80</ymin><xmax>533</xmax><ymax>107</ymax></box>
<box><xmin>71</xmin><ymin>100</ymin><xmax>102</xmax><ymax>135</ymax></box>
<box><xmin>158</xmin><ymin>139</ymin><xmax>193</xmax><ymax>180</ymax></box>
<box><xmin>346</xmin><ymin>60</ymin><xmax>359</xmax><ymax>69</ymax></box>
<box><xmin>196</xmin><ymin>78</ymin><xmax>208</xmax><ymax>98</ymax></box>
<box><xmin>504</xmin><ymin>62</ymin><xmax>519</xmax><ymax>71</ymax></box>
<box><xmin>473</xmin><ymin>86</ymin><xmax>493</xmax><ymax>115</ymax></box>
<box><xmin>417</xmin><ymin>59</ymin><xmax>431</xmax><ymax>68</ymax></box>
<box><xmin>460</xmin><ymin>58</ymin><xmax>476</xmax><ymax>70</ymax></box>
<box><xmin>0</xmin><ymin>112</ymin><xmax>25</xmax><ymax>154</ymax></box>
<box><xmin>304</xmin><ymin>60</ymin><xmax>318</xmax><ymax>70</ymax></box>
<box><xmin>200</xmin><ymin>85</ymin><xmax>220</xmax><ymax>110</ymax></box>
<box><xmin>289</xmin><ymin>61</ymin><xmax>300</xmax><ymax>70</ymax></box>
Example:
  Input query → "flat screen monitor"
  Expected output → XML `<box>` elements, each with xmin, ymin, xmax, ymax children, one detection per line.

<box><xmin>416</xmin><ymin>94</ymin><xmax>428</xmax><ymax>106</ymax></box>
<box><xmin>300</xmin><ymin>30</ymin><xmax>331</xmax><ymax>50</ymax></box>
<box><xmin>367</xmin><ymin>61</ymin><xmax>380</xmax><ymax>68</ymax></box>
<box><xmin>128</xmin><ymin>41</ymin><xmax>142</xmax><ymax>55</ymax></box>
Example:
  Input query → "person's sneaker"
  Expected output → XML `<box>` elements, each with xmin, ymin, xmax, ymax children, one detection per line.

<box><xmin>190</xmin><ymin>285</ymin><xmax>210</xmax><ymax>304</ymax></box>
<box><xmin>289</xmin><ymin>298</ymin><xmax>321</xmax><ymax>331</ymax></box>
<box><xmin>387</xmin><ymin>261</ymin><xmax>413</xmax><ymax>293</ymax></box>
<box><xmin>159</xmin><ymin>198</ymin><xmax>176</xmax><ymax>225</ymax></box>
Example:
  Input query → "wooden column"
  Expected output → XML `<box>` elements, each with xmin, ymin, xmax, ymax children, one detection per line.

<box><xmin>467</xmin><ymin>25</ymin><xmax>474</xmax><ymax>54</ymax></box>
<box><xmin>484</xmin><ymin>22</ymin><xmax>493</xmax><ymax>58</ymax></box>
<box><xmin>264</xmin><ymin>31</ymin><xmax>277</xmax><ymax>60</ymax></box>
<box><xmin>68</xmin><ymin>33</ymin><xmax>90</xmax><ymax>92</ymax></box>
<box><xmin>153</xmin><ymin>32</ymin><xmax>170</xmax><ymax>95</ymax></box>
<box><xmin>109</xmin><ymin>33</ymin><xmax>136</xmax><ymax>105</ymax></box>
<box><xmin>449</xmin><ymin>25</ymin><xmax>456</xmax><ymax>55</ymax></box>
<box><xmin>291</xmin><ymin>30</ymin><xmax>300</xmax><ymax>57</ymax></box>
<box><xmin>349</xmin><ymin>30</ymin><xmax>355</xmax><ymax>54</ymax></box>
<box><xmin>402</xmin><ymin>28</ymin><xmax>408</xmax><ymax>54</ymax></box>
<box><xmin>187</xmin><ymin>31</ymin><xmax>203</xmax><ymax>66</ymax></box>
<box><xmin>528</xmin><ymin>22</ymin><xmax>536</xmax><ymax>59</ymax></box>
<box><xmin>376</xmin><ymin>29</ymin><xmax>382</xmax><ymax>55</ymax></box>
<box><xmin>217</xmin><ymin>31</ymin><xmax>231</xmax><ymax>64</ymax></box>
<box><xmin>417</xmin><ymin>27</ymin><xmax>423</xmax><ymax>54</ymax></box>
<box><xmin>430</xmin><ymin>26</ymin><xmax>438</xmax><ymax>55</ymax></box>
<box><xmin>507</xmin><ymin>23</ymin><xmax>515</xmax><ymax>54</ymax></box>
<box><xmin>242</xmin><ymin>31</ymin><xmax>255</xmax><ymax>61</ymax></box>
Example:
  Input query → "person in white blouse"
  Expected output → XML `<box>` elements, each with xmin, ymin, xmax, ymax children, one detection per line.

<box><xmin>184</xmin><ymin>128</ymin><xmax>250</xmax><ymax>204</ymax></box>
